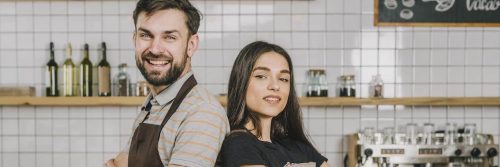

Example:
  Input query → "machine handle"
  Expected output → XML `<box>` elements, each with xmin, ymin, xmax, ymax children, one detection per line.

<box><xmin>487</xmin><ymin>148</ymin><xmax>498</xmax><ymax>158</ymax></box>
<box><xmin>471</xmin><ymin>148</ymin><xmax>481</xmax><ymax>158</ymax></box>
<box><xmin>454</xmin><ymin>149</ymin><xmax>462</xmax><ymax>156</ymax></box>
<box><xmin>364</xmin><ymin>149</ymin><xmax>373</xmax><ymax>157</ymax></box>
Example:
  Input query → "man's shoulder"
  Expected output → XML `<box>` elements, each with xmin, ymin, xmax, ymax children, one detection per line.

<box><xmin>182</xmin><ymin>85</ymin><xmax>225</xmax><ymax>114</ymax></box>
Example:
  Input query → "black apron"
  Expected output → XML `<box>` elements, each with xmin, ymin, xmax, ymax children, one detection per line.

<box><xmin>128</xmin><ymin>76</ymin><xmax>197</xmax><ymax>167</ymax></box>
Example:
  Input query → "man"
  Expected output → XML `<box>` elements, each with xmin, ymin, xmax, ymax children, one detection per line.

<box><xmin>105</xmin><ymin>0</ymin><xmax>229</xmax><ymax>166</ymax></box>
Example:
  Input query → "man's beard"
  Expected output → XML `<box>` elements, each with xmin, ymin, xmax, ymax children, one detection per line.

<box><xmin>137</xmin><ymin>51</ymin><xmax>187</xmax><ymax>86</ymax></box>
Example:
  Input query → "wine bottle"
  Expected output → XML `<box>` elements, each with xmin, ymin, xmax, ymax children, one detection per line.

<box><xmin>46</xmin><ymin>42</ymin><xmax>59</xmax><ymax>96</ymax></box>
<box><xmin>80</xmin><ymin>43</ymin><xmax>93</xmax><ymax>96</ymax></box>
<box><xmin>98</xmin><ymin>42</ymin><xmax>111</xmax><ymax>96</ymax></box>
<box><xmin>63</xmin><ymin>43</ymin><xmax>76</xmax><ymax>96</ymax></box>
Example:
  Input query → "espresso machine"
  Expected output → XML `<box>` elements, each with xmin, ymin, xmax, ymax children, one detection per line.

<box><xmin>347</xmin><ymin>123</ymin><xmax>499</xmax><ymax>167</ymax></box>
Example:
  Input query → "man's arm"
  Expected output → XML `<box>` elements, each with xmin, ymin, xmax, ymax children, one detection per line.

<box><xmin>105</xmin><ymin>152</ymin><xmax>128</xmax><ymax>167</ymax></box>
<box><xmin>167</xmin><ymin>103</ymin><xmax>229</xmax><ymax>167</ymax></box>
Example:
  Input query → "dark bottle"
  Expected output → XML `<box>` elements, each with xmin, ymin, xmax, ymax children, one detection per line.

<box><xmin>79</xmin><ymin>44</ymin><xmax>93</xmax><ymax>96</ymax></box>
<box><xmin>98</xmin><ymin>42</ymin><xmax>111</xmax><ymax>96</ymax></box>
<box><xmin>46</xmin><ymin>42</ymin><xmax>59</xmax><ymax>96</ymax></box>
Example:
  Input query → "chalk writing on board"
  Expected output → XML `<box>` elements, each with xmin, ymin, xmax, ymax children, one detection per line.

<box><xmin>466</xmin><ymin>0</ymin><xmax>500</xmax><ymax>11</ymax></box>
<box><xmin>422</xmin><ymin>0</ymin><xmax>456</xmax><ymax>12</ymax></box>
<box><xmin>375</xmin><ymin>0</ymin><xmax>500</xmax><ymax>26</ymax></box>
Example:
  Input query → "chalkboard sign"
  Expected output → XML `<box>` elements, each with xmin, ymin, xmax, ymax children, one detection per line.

<box><xmin>375</xmin><ymin>0</ymin><xmax>500</xmax><ymax>27</ymax></box>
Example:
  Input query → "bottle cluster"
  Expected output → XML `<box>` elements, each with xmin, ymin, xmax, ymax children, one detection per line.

<box><xmin>45</xmin><ymin>42</ymin><xmax>134</xmax><ymax>97</ymax></box>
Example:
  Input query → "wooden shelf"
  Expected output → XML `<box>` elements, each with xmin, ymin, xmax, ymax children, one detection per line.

<box><xmin>298</xmin><ymin>97</ymin><xmax>500</xmax><ymax>106</ymax></box>
<box><xmin>0</xmin><ymin>97</ymin><xmax>499</xmax><ymax>106</ymax></box>
<box><xmin>0</xmin><ymin>96</ymin><xmax>146</xmax><ymax>106</ymax></box>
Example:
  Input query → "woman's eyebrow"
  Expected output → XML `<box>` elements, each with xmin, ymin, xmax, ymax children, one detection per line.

<box><xmin>253</xmin><ymin>66</ymin><xmax>270</xmax><ymax>72</ymax></box>
<box><xmin>280</xmin><ymin>69</ymin><xmax>290</xmax><ymax>74</ymax></box>
<box><xmin>253</xmin><ymin>67</ymin><xmax>290</xmax><ymax>74</ymax></box>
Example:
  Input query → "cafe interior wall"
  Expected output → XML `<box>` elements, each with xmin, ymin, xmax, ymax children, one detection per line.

<box><xmin>0</xmin><ymin>0</ymin><xmax>500</xmax><ymax>166</ymax></box>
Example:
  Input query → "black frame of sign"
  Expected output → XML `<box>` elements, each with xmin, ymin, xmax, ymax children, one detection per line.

<box><xmin>374</xmin><ymin>0</ymin><xmax>500</xmax><ymax>27</ymax></box>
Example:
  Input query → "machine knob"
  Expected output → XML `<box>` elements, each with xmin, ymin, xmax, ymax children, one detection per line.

<box><xmin>364</xmin><ymin>148</ymin><xmax>373</xmax><ymax>157</ymax></box>
<box><xmin>470</xmin><ymin>148</ymin><xmax>481</xmax><ymax>158</ymax></box>
<box><xmin>454</xmin><ymin>149</ymin><xmax>462</xmax><ymax>156</ymax></box>
<box><xmin>487</xmin><ymin>148</ymin><xmax>498</xmax><ymax>158</ymax></box>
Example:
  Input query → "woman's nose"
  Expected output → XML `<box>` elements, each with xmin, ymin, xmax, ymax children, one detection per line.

<box><xmin>267</xmin><ymin>78</ymin><xmax>280</xmax><ymax>91</ymax></box>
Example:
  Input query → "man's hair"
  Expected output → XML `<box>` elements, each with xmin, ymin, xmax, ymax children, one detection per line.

<box><xmin>133</xmin><ymin>0</ymin><xmax>201</xmax><ymax>36</ymax></box>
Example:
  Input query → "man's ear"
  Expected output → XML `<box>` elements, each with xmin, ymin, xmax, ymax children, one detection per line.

<box><xmin>132</xmin><ymin>31</ymin><xmax>137</xmax><ymax>46</ymax></box>
<box><xmin>187</xmin><ymin>34</ymin><xmax>199</xmax><ymax>58</ymax></box>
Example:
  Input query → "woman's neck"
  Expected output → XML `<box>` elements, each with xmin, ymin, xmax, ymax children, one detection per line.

<box><xmin>245</xmin><ymin>117</ymin><xmax>272</xmax><ymax>142</ymax></box>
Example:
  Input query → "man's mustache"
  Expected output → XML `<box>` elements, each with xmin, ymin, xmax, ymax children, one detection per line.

<box><xmin>142</xmin><ymin>52</ymin><xmax>173</xmax><ymax>60</ymax></box>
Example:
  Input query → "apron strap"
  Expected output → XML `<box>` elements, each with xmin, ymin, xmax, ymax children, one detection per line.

<box><xmin>160</xmin><ymin>75</ymin><xmax>197</xmax><ymax>128</ymax></box>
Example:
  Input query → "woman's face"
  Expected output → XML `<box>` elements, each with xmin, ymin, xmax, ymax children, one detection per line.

<box><xmin>245</xmin><ymin>51</ymin><xmax>291</xmax><ymax>118</ymax></box>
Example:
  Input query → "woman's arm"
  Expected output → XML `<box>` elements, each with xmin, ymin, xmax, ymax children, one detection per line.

<box><xmin>320</xmin><ymin>161</ymin><xmax>330</xmax><ymax>167</ymax></box>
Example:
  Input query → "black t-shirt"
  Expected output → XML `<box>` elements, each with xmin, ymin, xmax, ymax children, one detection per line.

<box><xmin>219</xmin><ymin>131</ymin><xmax>327</xmax><ymax>167</ymax></box>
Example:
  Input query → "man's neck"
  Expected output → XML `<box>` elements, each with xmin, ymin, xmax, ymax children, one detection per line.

<box><xmin>150</xmin><ymin>68</ymin><xmax>191</xmax><ymax>95</ymax></box>
<box><xmin>150</xmin><ymin>85</ymin><xmax>169</xmax><ymax>95</ymax></box>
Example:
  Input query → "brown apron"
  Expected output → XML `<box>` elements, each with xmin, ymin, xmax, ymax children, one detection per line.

<box><xmin>128</xmin><ymin>76</ymin><xmax>197</xmax><ymax>167</ymax></box>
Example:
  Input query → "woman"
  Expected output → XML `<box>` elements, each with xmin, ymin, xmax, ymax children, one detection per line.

<box><xmin>220</xmin><ymin>41</ymin><xmax>330</xmax><ymax>167</ymax></box>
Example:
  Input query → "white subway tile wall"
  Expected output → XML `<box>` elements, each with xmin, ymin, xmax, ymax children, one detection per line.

<box><xmin>0</xmin><ymin>0</ymin><xmax>500</xmax><ymax>166</ymax></box>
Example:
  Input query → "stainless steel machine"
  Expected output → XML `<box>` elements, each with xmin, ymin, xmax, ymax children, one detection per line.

<box><xmin>347</xmin><ymin>123</ymin><xmax>499</xmax><ymax>167</ymax></box>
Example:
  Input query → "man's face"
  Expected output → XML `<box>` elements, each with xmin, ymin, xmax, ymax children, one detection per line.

<box><xmin>134</xmin><ymin>9</ymin><xmax>194</xmax><ymax>86</ymax></box>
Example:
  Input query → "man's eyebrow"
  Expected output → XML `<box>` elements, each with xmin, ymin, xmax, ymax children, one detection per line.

<box><xmin>162</xmin><ymin>30</ymin><xmax>180</xmax><ymax>34</ymax></box>
<box><xmin>137</xmin><ymin>28</ymin><xmax>183</xmax><ymax>38</ymax></box>
<box><xmin>163</xmin><ymin>30</ymin><xmax>182</xmax><ymax>37</ymax></box>
<box><xmin>137</xmin><ymin>28</ymin><xmax>150</xmax><ymax>33</ymax></box>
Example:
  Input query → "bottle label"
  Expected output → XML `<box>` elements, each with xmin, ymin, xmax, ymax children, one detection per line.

<box><xmin>98</xmin><ymin>67</ymin><xmax>111</xmax><ymax>94</ymax></box>
<box><xmin>45</xmin><ymin>66</ymin><xmax>51</xmax><ymax>88</ymax></box>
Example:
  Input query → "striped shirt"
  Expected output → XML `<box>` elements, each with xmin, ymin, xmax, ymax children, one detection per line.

<box><xmin>123</xmin><ymin>72</ymin><xmax>230</xmax><ymax>167</ymax></box>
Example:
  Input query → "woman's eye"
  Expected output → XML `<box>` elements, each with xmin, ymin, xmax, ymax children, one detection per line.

<box><xmin>280</xmin><ymin>78</ymin><xmax>289</xmax><ymax>82</ymax></box>
<box><xmin>255</xmin><ymin>75</ymin><xmax>267</xmax><ymax>79</ymax></box>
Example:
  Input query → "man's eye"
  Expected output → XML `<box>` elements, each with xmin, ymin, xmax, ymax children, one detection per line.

<box><xmin>165</xmin><ymin>35</ymin><xmax>176</xmax><ymax>40</ymax></box>
<box><xmin>140</xmin><ymin>33</ymin><xmax>151</xmax><ymax>39</ymax></box>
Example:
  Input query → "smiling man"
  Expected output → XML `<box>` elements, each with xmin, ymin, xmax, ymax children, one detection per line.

<box><xmin>105</xmin><ymin>0</ymin><xmax>229</xmax><ymax>167</ymax></box>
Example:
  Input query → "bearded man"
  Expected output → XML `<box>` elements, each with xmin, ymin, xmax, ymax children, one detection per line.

<box><xmin>105</xmin><ymin>0</ymin><xmax>229</xmax><ymax>166</ymax></box>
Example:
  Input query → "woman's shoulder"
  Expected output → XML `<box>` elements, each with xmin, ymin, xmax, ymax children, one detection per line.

<box><xmin>220</xmin><ymin>130</ymin><xmax>268</xmax><ymax>166</ymax></box>
<box><xmin>278</xmin><ymin>137</ymin><xmax>316</xmax><ymax>152</ymax></box>
<box><xmin>278</xmin><ymin>137</ymin><xmax>328</xmax><ymax>166</ymax></box>
<box><xmin>224</xmin><ymin>129</ymin><xmax>258</xmax><ymax>145</ymax></box>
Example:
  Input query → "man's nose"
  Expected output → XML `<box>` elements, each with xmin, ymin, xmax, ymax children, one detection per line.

<box><xmin>148</xmin><ymin>38</ymin><xmax>165</xmax><ymax>54</ymax></box>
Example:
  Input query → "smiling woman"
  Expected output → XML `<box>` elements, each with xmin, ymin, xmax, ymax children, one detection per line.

<box><xmin>218</xmin><ymin>41</ymin><xmax>331</xmax><ymax>167</ymax></box>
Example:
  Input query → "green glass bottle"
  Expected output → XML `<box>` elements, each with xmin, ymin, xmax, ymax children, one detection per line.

<box><xmin>46</xmin><ymin>42</ymin><xmax>59</xmax><ymax>96</ymax></box>
<box><xmin>98</xmin><ymin>42</ymin><xmax>111</xmax><ymax>96</ymax></box>
<box><xmin>62</xmin><ymin>43</ymin><xmax>76</xmax><ymax>96</ymax></box>
<box><xmin>80</xmin><ymin>43</ymin><xmax>93</xmax><ymax>96</ymax></box>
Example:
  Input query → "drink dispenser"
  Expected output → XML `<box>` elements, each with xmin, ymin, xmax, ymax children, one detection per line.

<box><xmin>347</xmin><ymin>123</ymin><xmax>499</xmax><ymax>167</ymax></box>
